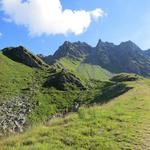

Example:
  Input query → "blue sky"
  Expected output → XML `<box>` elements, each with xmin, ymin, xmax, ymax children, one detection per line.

<box><xmin>0</xmin><ymin>0</ymin><xmax>150</xmax><ymax>55</ymax></box>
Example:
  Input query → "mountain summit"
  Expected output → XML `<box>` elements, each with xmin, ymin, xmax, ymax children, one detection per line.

<box><xmin>53</xmin><ymin>41</ymin><xmax>92</xmax><ymax>60</ymax></box>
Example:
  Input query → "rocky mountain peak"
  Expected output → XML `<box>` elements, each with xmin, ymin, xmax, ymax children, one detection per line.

<box><xmin>53</xmin><ymin>41</ymin><xmax>92</xmax><ymax>60</ymax></box>
<box><xmin>96</xmin><ymin>39</ymin><xmax>115</xmax><ymax>50</ymax></box>
<box><xmin>64</xmin><ymin>41</ymin><xmax>72</xmax><ymax>45</ymax></box>
<box><xmin>119</xmin><ymin>40</ymin><xmax>141</xmax><ymax>51</ymax></box>
<box><xmin>96</xmin><ymin>39</ymin><xmax>103</xmax><ymax>46</ymax></box>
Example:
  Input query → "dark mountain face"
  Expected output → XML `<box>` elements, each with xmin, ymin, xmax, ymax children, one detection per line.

<box><xmin>85</xmin><ymin>40</ymin><xmax>150</xmax><ymax>76</ymax></box>
<box><xmin>85</xmin><ymin>40</ymin><xmax>116</xmax><ymax>68</ymax></box>
<box><xmin>42</xmin><ymin>39</ymin><xmax>150</xmax><ymax>77</ymax></box>
<box><xmin>53</xmin><ymin>41</ymin><xmax>92</xmax><ymax>60</ymax></box>
<box><xmin>112</xmin><ymin>42</ymin><xmax>150</xmax><ymax>75</ymax></box>
<box><xmin>2</xmin><ymin>46</ymin><xmax>47</xmax><ymax>68</ymax></box>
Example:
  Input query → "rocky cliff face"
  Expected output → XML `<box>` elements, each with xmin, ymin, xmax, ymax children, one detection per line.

<box><xmin>2</xmin><ymin>46</ymin><xmax>48</xmax><ymax>68</ymax></box>
<box><xmin>85</xmin><ymin>40</ymin><xmax>116</xmax><ymax>68</ymax></box>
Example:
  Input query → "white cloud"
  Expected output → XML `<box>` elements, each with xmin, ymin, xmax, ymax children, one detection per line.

<box><xmin>0</xmin><ymin>0</ymin><xmax>104</xmax><ymax>36</ymax></box>
<box><xmin>0</xmin><ymin>32</ymin><xmax>2</xmax><ymax>37</ymax></box>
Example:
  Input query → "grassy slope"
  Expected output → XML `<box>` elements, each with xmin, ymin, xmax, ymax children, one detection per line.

<box><xmin>0</xmin><ymin>52</ymin><xmax>106</xmax><ymax>124</ymax></box>
<box><xmin>1</xmin><ymin>78</ymin><xmax>150</xmax><ymax>150</ymax></box>
<box><xmin>0</xmin><ymin>52</ymin><xmax>78</xmax><ymax>122</ymax></box>
<box><xmin>0</xmin><ymin>52</ymin><xmax>106</xmax><ymax>123</ymax></box>
<box><xmin>57</xmin><ymin>57</ymin><xmax>112</xmax><ymax>81</ymax></box>
<box><xmin>0</xmin><ymin>52</ymin><xmax>36</xmax><ymax>101</ymax></box>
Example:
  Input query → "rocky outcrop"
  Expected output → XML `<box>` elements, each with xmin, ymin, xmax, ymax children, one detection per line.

<box><xmin>2</xmin><ymin>46</ymin><xmax>48</xmax><ymax>68</ymax></box>
<box><xmin>0</xmin><ymin>69</ymin><xmax>41</xmax><ymax>136</ymax></box>
<box><xmin>44</xmin><ymin>69</ymin><xmax>86</xmax><ymax>91</ymax></box>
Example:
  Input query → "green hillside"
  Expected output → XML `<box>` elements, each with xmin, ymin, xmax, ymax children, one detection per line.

<box><xmin>0</xmin><ymin>52</ymin><xmax>87</xmax><ymax>128</ymax></box>
<box><xmin>56</xmin><ymin>57</ymin><xmax>112</xmax><ymax>81</ymax></box>
<box><xmin>0</xmin><ymin>52</ymin><xmax>35</xmax><ymax>101</ymax></box>
<box><xmin>0</xmin><ymin>51</ymin><xmax>113</xmax><ymax>134</ymax></box>
<box><xmin>1</xmin><ymin>77</ymin><xmax>150</xmax><ymax>149</ymax></box>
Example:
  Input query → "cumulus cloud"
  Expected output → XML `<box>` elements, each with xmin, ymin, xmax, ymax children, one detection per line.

<box><xmin>0</xmin><ymin>0</ymin><xmax>104</xmax><ymax>36</ymax></box>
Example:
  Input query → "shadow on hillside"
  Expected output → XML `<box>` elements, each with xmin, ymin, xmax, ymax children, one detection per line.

<box><xmin>90</xmin><ymin>82</ymin><xmax>133</xmax><ymax>105</ymax></box>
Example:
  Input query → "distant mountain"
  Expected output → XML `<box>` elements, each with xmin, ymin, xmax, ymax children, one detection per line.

<box><xmin>40</xmin><ymin>41</ymin><xmax>112</xmax><ymax>80</ymax></box>
<box><xmin>43</xmin><ymin>39</ymin><xmax>150</xmax><ymax>77</ymax></box>
<box><xmin>86</xmin><ymin>40</ymin><xmax>150</xmax><ymax>76</ymax></box>
<box><xmin>2</xmin><ymin>46</ymin><xmax>48</xmax><ymax>68</ymax></box>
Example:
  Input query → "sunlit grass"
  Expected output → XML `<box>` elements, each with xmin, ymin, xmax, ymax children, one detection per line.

<box><xmin>0</xmin><ymin>52</ymin><xmax>36</xmax><ymax>101</ymax></box>
<box><xmin>58</xmin><ymin>57</ymin><xmax>112</xmax><ymax>80</ymax></box>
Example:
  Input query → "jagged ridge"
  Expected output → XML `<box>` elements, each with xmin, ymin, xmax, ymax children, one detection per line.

<box><xmin>43</xmin><ymin>39</ymin><xmax>150</xmax><ymax>77</ymax></box>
